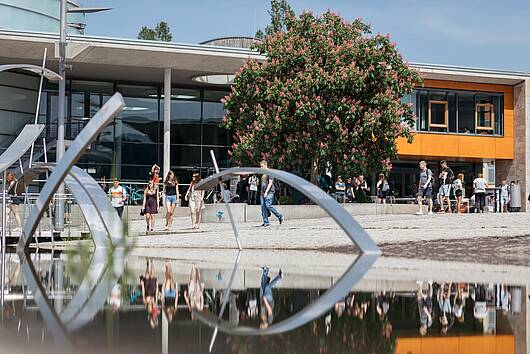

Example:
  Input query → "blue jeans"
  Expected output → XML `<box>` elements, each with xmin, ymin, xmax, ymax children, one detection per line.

<box><xmin>260</xmin><ymin>194</ymin><xmax>282</xmax><ymax>225</ymax></box>
<box><xmin>260</xmin><ymin>268</ymin><xmax>281</xmax><ymax>304</ymax></box>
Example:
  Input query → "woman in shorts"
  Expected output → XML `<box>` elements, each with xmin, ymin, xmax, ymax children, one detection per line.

<box><xmin>454</xmin><ymin>173</ymin><xmax>464</xmax><ymax>213</ymax></box>
<box><xmin>163</xmin><ymin>171</ymin><xmax>179</xmax><ymax>231</ymax></box>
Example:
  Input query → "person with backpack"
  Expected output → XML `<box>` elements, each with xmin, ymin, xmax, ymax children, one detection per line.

<box><xmin>416</xmin><ymin>161</ymin><xmax>433</xmax><ymax>215</ymax></box>
<box><xmin>376</xmin><ymin>173</ymin><xmax>390</xmax><ymax>204</ymax></box>
<box><xmin>259</xmin><ymin>160</ymin><xmax>284</xmax><ymax>227</ymax></box>
<box><xmin>438</xmin><ymin>160</ymin><xmax>455</xmax><ymax>213</ymax></box>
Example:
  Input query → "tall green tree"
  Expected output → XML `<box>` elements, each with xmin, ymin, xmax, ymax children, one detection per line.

<box><xmin>222</xmin><ymin>11</ymin><xmax>422</xmax><ymax>182</ymax></box>
<box><xmin>137</xmin><ymin>21</ymin><xmax>173</xmax><ymax>41</ymax></box>
<box><xmin>255</xmin><ymin>0</ymin><xmax>295</xmax><ymax>39</ymax></box>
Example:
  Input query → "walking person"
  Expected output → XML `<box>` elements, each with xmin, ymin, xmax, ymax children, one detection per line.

<box><xmin>416</xmin><ymin>161</ymin><xmax>433</xmax><ymax>215</ymax></box>
<box><xmin>162</xmin><ymin>261</ymin><xmax>178</xmax><ymax>322</ymax></box>
<box><xmin>184</xmin><ymin>264</ymin><xmax>204</xmax><ymax>315</ymax></box>
<box><xmin>141</xmin><ymin>260</ymin><xmax>159</xmax><ymax>328</ymax></box>
<box><xmin>500</xmin><ymin>180</ymin><xmax>510</xmax><ymax>213</ymax></box>
<box><xmin>163</xmin><ymin>171</ymin><xmax>179</xmax><ymax>231</ymax></box>
<box><xmin>150</xmin><ymin>164</ymin><xmax>160</xmax><ymax>186</ymax></box>
<box><xmin>185</xmin><ymin>173</ymin><xmax>205</xmax><ymax>229</ymax></box>
<box><xmin>376</xmin><ymin>173</ymin><xmax>389</xmax><ymax>204</ymax></box>
<box><xmin>248</xmin><ymin>174</ymin><xmax>258</xmax><ymax>205</ymax></box>
<box><xmin>473</xmin><ymin>173</ymin><xmax>488</xmax><ymax>213</ymax></box>
<box><xmin>5</xmin><ymin>172</ymin><xmax>21</xmax><ymax>230</ymax></box>
<box><xmin>356</xmin><ymin>175</ymin><xmax>370</xmax><ymax>202</ymax></box>
<box><xmin>438</xmin><ymin>160</ymin><xmax>454</xmax><ymax>213</ymax></box>
<box><xmin>259</xmin><ymin>160</ymin><xmax>283</xmax><ymax>227</ymax></box>
<box><xmin>108</xmin><ymin>178</ymin><xmax>128</xmax><ymax>218</ymax></box>
<box><xmin>454</xmin><ymin>173</ymin><xmax>464</xmax><ymax>213</ymax></box>
<box><xmin>142</xmin><ymin>180</ymin><xmax>159</xmax><ymax>234</ymax></box>
<box><xmin>259</xmin><ymin>266</ymin><xmax>283</xmax><ymax>329</ymax></box>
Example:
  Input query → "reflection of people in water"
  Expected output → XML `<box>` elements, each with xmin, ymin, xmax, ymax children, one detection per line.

<box><xmin>259</xmin><ymin>266</ymin><xmax>283</xmax><ymax>329</ymax></box>
<box><xmin>417</xmin><ymin>281</ymin><xmax>433</xmax><ymax>336</ymax></box>
<box><xmin>109</xmin><ymin>283</ymin><xmax>121</xmax><ymax>313</ymax></box>
<box><xmin>162</xmin><ymin>261</ymin><xmax>178</xmax><ymax>322</ymax></box>
<box><xmin>376</xmin><ymin>291</ymin><xmax>390</xmax><ymax>319</ymax></box>
<box><xmin>141</xmin><ymin>260</ymin><xmax>159</xmax><ymax>328</ymax></box>
<box><xmin>184</xmin><ymin>264</ymin><xmax>204</xmax><ymax>315</ymax></box>
<box><xmin>453</xmin><ymin>283</ymin><xmax>466</xmax><ymax>323</ymax></box>
<box><xmin>437</xmin><ymin>282</ymin><xmax>454</xmax><ymax>335</ymax></box>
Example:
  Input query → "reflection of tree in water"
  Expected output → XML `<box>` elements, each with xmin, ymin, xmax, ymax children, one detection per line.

<box><xmin>226</xmin><ymin>290</ymin><xmax>396</xmax><ymax>354</ymax></box>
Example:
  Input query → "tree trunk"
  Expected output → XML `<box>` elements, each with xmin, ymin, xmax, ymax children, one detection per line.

<box><xmin>310</xmin><ymin>158</ymin><xmax>319</xmax><ymax>185</ymax></box>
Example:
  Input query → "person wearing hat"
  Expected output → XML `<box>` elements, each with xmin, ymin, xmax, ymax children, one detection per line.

<box><xmin>185</xmin><ymin>173</ymin><xmax>205</xmax><ymax>229</ymax></box>
<box><xmin>108</xmin><ymin>178</ymin><xmax>128</xmax><ymax>218</ymax></box>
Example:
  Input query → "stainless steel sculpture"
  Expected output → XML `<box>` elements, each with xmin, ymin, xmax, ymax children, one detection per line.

<box><xmin>193</xmin><ymin>166</ymin><xmax>380</xmax><ymax>337</ymax></box>
<box><xmin>18</xmin><ymin>93</ymin><xmax>125</xmax><ymax>251</ymax></box>
<box><xmin>11</xmin><ymin>92</ymin><xmax>126</xmax><ymax>345</ymax></box>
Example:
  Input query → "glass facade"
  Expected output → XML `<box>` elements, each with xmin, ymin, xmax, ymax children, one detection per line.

<box><xmin>407</xmin><ymin>88</ymin><xmax>504</xmax><ymax>135</ymax></box>
<box><xmin>37</xmin><ymin>79</ymin><xmax>231</xmax><ymax>183</ymax></box>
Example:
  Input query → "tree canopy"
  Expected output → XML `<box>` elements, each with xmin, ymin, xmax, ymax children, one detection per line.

<box><xmin>255</xmin><ymin>0</ymin><xmax>295</xmax><ymax>39</ymax></box>
<box><xmin>222</xmin><ymin>11</ymin><xmax>422</xmax><ymax>180</ymax></box>
<box><xmin>137</xmin><ymin>21</ymin><xmax>173</xmax><ymax>42</ymax></box>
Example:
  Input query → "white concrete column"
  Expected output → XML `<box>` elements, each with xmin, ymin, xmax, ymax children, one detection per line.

<box><xmin>163</xmin><ymin>68</ymin><xmax>171</xmax><ymax>180</ymax></box>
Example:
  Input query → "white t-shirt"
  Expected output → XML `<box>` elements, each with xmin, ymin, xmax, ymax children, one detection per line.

<box><xmin>249</xmin><ymin>176</ymin><xmax>258</xmax><ymax>191</ymax></box>
<box><xmin>473</xmin><ymin>178</ymin><xmax>488</xmax><ymax>193</ymax></box>
<box><xmin>454</xmin><ymin>178</ymin><xmax>463</xmax><ymax>191</ymax></box>
<box><xmin>108</xmin><ymin>185</ymin><xmax>127</xmax><ymax>208</ymax></box>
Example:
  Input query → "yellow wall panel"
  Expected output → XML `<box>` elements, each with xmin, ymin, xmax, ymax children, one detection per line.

<box><xmin>395</xmin><ymin>338</ymin><xmax>421</xmax><ymax>354</ymax></box>
<box><xmin>420</xmin><ymin>134</ymin><xmax>460</xmax><ymax>157</ymax></box>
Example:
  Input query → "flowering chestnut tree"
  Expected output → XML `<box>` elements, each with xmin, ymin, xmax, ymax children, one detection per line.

<box><xmin>222</xmin><ymin>11</ymin><xmax>422</xmax><ymax>181</ymax></box>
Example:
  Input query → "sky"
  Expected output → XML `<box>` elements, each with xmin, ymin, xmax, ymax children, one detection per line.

<box><xmin>82</xmin><ymin>0</ymin><xmax>530</xmax><ymax>72</ymax></box>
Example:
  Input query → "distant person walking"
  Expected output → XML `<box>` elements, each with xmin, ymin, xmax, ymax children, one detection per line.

<box><xmin>416</xmin><ymin>161</ymin><xmax>433</xmax><ymax>215</ymax></box>
<box><xmin>376</xmin><ymin>173</ymin><xmax>389</xmax><ymax>204</ymax></box>
<box><xmin>438</xmin><ymin>160</ymin><xmax>454</xmax><ymax>213</ymax></box>
<box><xmin>473</xmin><ymin>173</ymin><xmax>488</xmax><ymax>213</ymax></box>
<box><xmin>163</xmin><ymin>171</ymin><xmax>179</xmax><ymax>231</ymax></box>
<box><xmin>108</xmin><ymin>178</ymin><xmax>128</xmax><ymax>218</ymax></box>
<box><xmin>259</xmin><ymin>160</ymin><xmax>283</xmax><ymax>227</ymax></box>
<box><xmin>454</xmin><ymin>173</ymin><xmax>465</xmax><ymax>213</ymax></box>
<box><xmin>150</xmin><ymin>164</ymin><xmax>160</xmax><ymax>186</ymax></box>
<box><xmin>6</xmin><ymin>172</ymin><xmax>21</xmax><ymax>230</ymax></box>
<box><xmin>142</xmin><ymin>180</ymin><xmax>159</xmax><ymax>234</ymax></box>
<box><xmin>185</xmin><ymin>173</ymin><xmax>205</xmax><ymax>229</ymax></box>
<box><xmin>248</xmin><ymin>174</ymin><xmax>259</xmax><ymax>205</ymax></box>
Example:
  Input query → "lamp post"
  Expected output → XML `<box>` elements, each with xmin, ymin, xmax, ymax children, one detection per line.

<box><xmin>55</xmin><ymin>0</ymin><xmax>111</xmax><ymax>231</ymax></box>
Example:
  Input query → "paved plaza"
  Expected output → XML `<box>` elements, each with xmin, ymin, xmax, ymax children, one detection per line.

<box><xmin>127</xmin><ymin>212</ymin><xmax>530</xmax><ymax>250</ymax></box>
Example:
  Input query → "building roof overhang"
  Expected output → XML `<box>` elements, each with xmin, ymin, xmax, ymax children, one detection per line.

<box><xmin>0</xmin><ymin>29</ymin><xmax>527</xmax><ymax>86</ymax></box>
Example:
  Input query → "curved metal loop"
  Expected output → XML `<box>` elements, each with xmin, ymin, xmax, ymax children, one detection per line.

<box><xmin>194</xmin><ymin>167</ymin><xmax>380</xmax><ymax>336</ymax></box>
<box><xmin>0</xmin><ymin>124</ymin><xmax>44</xmax><ymax>173</ymax></box>
<box><xmin>18</xmin><ymin>93</ymin><xmax>125</xmax><ymax>251</ymax></box>
<box><xmin>195</xmin><ymin>167</ymin><xmax>380</xmax><ymax>255</ymax></box>
<box><xmin>0</xmin><ymin>64</ymin><xmax>63</xmax><ymax>81</ymax></box>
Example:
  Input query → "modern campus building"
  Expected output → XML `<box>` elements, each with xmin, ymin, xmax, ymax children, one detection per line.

<box><xmin>0</xmin><ymin>1</ymin><xmax>529</xmax><ymax>210</ymax></box>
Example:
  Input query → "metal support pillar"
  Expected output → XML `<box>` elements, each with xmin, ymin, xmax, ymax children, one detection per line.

<box><xmin>163</xmin><ymin>68</ymin><xmax>171</xmax><ymax>180</ymax></box>
<box><xmin>55</xmin><ymin>0</ymin><xmax>67</xmax><ymax>231</ymax></box>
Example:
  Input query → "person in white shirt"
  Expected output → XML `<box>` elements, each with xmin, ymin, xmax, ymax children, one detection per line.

<box><xmin>472</xmin><ymin>173</ymin><xmax>488</xmax><ymax>213</ymax></box>
<box><xmin>248</xmin><ymin>174</ymin><xmax>259</xmax><ymax>205</ymax></box>
<box><xmin>108</xmin><ymin>178</ymin><xmax>128</xmax><ymax>218</ymax></box>
<box><xmin>499</xmin><ymin>180</ymin><xmax>510</xmax><ymax>213</ymax></box>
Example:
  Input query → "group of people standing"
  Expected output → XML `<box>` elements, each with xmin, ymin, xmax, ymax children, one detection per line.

<box><xmin>416</xmin><ymin>160</ymin><xmax>511</xmax><ymax>215</ymax></box>
<box><xmin>333</xmin><ymin>175</ymin><xmax>372</xmax><ymax>203</ymax></box>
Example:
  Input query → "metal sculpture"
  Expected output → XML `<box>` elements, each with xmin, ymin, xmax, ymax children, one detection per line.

<box><xmin>18</xmin><ymin>93</ymin><xmax>125</xmax><ymax>251</ymax></box>
<box><xmin>193</xmin><ymin>166</ymin><xmax>380</xmax><ymax>338</ymax></box>
<box><xmin>11</xmin><ymin>92</ymin><xmax>126</xmax><ymax>345</ymax></box>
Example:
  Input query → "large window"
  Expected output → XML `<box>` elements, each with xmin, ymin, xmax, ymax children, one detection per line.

<box><xmin>35</xmin><ymin>79</ymin><xmax>232</xmax><ymax>182</ymax></box>
<box><xmin>413</xmin><ymin>88</ymin><xmax>503</xmax><ymax>136</ymax></box>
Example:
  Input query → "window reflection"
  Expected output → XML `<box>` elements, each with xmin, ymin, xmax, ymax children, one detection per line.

<box><xmin>413</xmin><ymin>89</ymin><xmax>503</xmax><ymax>136</ymax></box>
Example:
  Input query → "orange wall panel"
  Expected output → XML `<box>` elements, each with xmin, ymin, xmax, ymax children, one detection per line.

<box><xmin>394</xmin><ymin>335</ymin><xmax>514</xmax><ymax>354</ymax></box>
